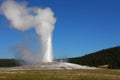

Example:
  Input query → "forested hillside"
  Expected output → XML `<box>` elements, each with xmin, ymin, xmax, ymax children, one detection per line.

<box><xmin>0</xmin><ymin>46</ymin><xmax>120</xmax><ymax>69</ymax></box>
<box><xmin>68</xmin><ymin>46</ymin><xmax>120</xmax><ymax>69</ymax></box>
<box><xmin>0</xmin><ymin>59</ymin><xmax>19</xmax><ymax>67</ymax></box>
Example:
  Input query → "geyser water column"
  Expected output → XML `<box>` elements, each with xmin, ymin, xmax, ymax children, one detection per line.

<box><xmin>35</xmin><ymin>8</ymin><xmax>56</xmax><ymax>62</ymax></box>
<box><xmin>42</xmin><ymin>35</ymin><xmax>53</xmax><ymax>62</ymax></box>
<box><xmin>38</xmin><ymin>34</ymin><xmax>53</xmax><ymax>62</ymax></box>
<box><xmin>1</xmin><ymin>0</ymin><xmax>56</xmax><ymax>64</ymax></box>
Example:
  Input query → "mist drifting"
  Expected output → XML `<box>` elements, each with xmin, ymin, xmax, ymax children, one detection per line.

<box><xmin>1</xmin><ymin>0</ymin><xmax>56</xmax><ymax>64</ymax></box>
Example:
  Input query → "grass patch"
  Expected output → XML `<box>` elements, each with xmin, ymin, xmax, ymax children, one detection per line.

<box><xmin>0</xmin><ymin>69</ymin><xmax>119</xmax><ymax>80</ymax></box>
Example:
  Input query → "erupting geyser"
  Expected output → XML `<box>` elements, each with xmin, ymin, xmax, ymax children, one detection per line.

<box><xmin>1</xmin><ymin>0</ymin><xmax>56</xmax><ymax>64</ymax></box>
<box><xmin>42</xmin><ymin>35</ymin><xmax>53</xmax><ymax>62</ymax></box>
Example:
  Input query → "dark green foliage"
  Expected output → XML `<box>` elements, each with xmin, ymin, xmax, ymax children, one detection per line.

<box><xmin>68</xmin><ymin>46</ymin><xmax>120</xmax><ymax>69</ymax></box>
<box><xmin>0</xmin><ymin>59</ymin><xmax>20</xmax><ymax>67</ymax></box>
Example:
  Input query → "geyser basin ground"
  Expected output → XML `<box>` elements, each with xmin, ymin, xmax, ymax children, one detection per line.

<box><xmin>11</xmin><ymin>62</ymin><xmax>96</xmax><ymax>70</ymax></box>
<box><xmin>0</xmin><ymin>69</ymin><xmax>119</xmax><ymax>80</ymax></box>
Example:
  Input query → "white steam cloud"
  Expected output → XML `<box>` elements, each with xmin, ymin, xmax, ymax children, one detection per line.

<box><xmin>1</xmin><ymin>0</ymin><xmax>56</xmax><ymax>64</ymax></box>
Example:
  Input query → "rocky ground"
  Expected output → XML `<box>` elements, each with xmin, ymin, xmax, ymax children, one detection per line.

<box><xmin>10</xmin><ymin>62</ymin><xmax>97</xmax><ymax>70</ymax></box>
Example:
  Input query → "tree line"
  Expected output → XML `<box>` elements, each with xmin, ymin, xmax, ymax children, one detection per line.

<box><xmin>0</xmin><ymin>59</ymin><xmax>19</xmax><ymax>67</ymax></box>
<box><xmin>68</xmin><ymin>46</ymin><xmax>120</xmax><ymax>69</ymax></box>
<box><xmin>0</xmin><ymin>46</ymin><xmax>120</xmax><ymax>69</ymax></box>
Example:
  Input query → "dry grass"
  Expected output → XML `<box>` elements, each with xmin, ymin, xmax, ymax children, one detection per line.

<box><xmin>0</xmin><ymin>69</ymin><xmax>119</xmax><ymax>80</ymax></box>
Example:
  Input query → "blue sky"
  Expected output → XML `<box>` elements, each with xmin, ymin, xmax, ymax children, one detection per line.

<box><xmin>0</xmin><ymin>0</ymin><xmax>120</xmax><ymax>59</ymax></box>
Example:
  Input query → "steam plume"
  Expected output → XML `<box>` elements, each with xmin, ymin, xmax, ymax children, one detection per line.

<box><xmin>1</xmin><ymin>0</ymin><xmax>56</xmax><ymax>64</ymax></box>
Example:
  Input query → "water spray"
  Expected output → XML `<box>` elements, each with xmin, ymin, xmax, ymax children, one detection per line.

<box><xmin>1</xmin><ymin>0</ymin><xmax>56</xmax><ymax>64</ymax></box>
